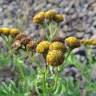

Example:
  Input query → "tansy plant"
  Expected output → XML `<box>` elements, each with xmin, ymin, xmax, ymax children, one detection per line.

<box><xmin>0</xmin><ymin>10</ymin><xmax>96</xmax><ymax>96</ymax></box>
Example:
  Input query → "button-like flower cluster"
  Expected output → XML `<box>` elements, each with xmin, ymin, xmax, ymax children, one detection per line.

<box><xmin>46</xmin><ymin>41</ymin><xmax>65</xmax><ymax>66</ymax></box>
<box><xmin>65</xmin><ymin>37</ymin><xmax>80</xmax><ymax>49</ymax></box>
<box><xmin>33</xmin><ymin>10</ymin><xmax>64</xmax><ymax>24</ymax></box>
<box><xmin>36</xmin><ymin>41</ymin><xmax>51</xmax><ymax>53</ymax></box>
<box><xmin>46</xmin><ymin>50</ymin><xmax>64</xmax><ymax>66</ymax></box>
<box><xmin>80</xmin><ymin>39</ymin><xmax>96</xmax><ymax>45</ymax></box>
<box><xmin>44</xmin><ymin>10</ymin><xmax>57</xmax><ymax>20</ymax></box>
<box><xmin>0</xmin><ymin>27</ymin><xmax>20</xmax><ymax>36</ymax></box>
<box><xmin>36</xmin><ymin>41</ymin><xmax>65</xmax><ymax>66</ymax></box>
<box><xmin>49</xmin><ymin>41</ymin><xmax>66</xmax><ymax>52</ymax></box>
<box><xmin>33</xmin><ymin>11</ymin><xmax>45</xmax><ymax>24</ymax></box>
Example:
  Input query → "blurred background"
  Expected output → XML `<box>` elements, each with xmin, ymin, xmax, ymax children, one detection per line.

<box><xmin>0</xmin><ymin>0</ymin><xmax>96</xmax><ymax>39</ymax></box>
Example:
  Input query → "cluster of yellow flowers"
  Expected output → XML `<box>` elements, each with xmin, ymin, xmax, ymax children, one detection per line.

<box><xmin>1</xmin><ymin>26</ymin><xmax>96</xmax><ymax>67</ymax></box>
<box><xmin>33</xmin><ymin>10</ymin><xmax>64</xmax><ymax>24</ymax></box>
<box><xmin>12</xmin><ymin>34</ymin><xmax>96</xmax><ymax>54</ymax></box>
<box><xmin>80</xmin><ymin>39</ymin><xmax>96</xmax><ymax>45</ymax></box>
<box><xmin>36</xmin><ymin>41</ymin><xmax>65</xmax><ymax>66</ymax></box>
<box><xmin>0</xmin><ymin>27</ymin><xmax>20</xmax><ymax>36</ymax></box>
<box><xmin>36</xmin><ymin>37</ymin><xmax>93</xmax><ymax>66</ymax></box>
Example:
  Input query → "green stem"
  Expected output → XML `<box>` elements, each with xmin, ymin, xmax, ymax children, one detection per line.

<box><xmin>42</xmin><ymin>22</ymin><xmax>59</xmax><ymax>41</ymax></box>
<box><xmin>15</xmin><ymin>56</ymin><xmax>25</xmax><ymax>80</ymax></box>
<box><xmin>64</xmin><ymin>49</ymin><xmax>72</xmax><ymax>64</ymax></box>
<box><xmin>59</xmin><ymin>49</ymin><xmax>72</xmax><ymax>72</ymax></box>
<box><xmin>43</xmin><ymin>69</ymin><xmax>47</xmax><ymax>96</ymax></box>
<box><xmin>47</xmin><ymin>22</ymin><xmax>59</xmax><ymax>41</ymax></box>
<box><xmin>53</xmin><ymin>67</ymin><xmax>59</xmax><ymax>90</ymax></box>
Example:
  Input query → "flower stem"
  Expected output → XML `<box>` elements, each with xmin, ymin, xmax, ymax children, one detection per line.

<box><xmin>64</xmin><ymin>49</ymin><xmax>72</xmax><ymax>64</ymax></box>
<box><xmin>43</xmin><ymin>69</ymin><xmax>47</xmax><ymax>96</ymax></box>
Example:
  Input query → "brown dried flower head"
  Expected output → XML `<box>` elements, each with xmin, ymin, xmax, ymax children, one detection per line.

<box><xmin>26</xmin><ymin>40</ymin><xmax>37</xmax><ymax>51</ymax></box>
<box><xmin>15</xmin><ymin>33</ymin><xmax>27</xmax><ymax>41</ymax></box>
<box><xmin>21</xmin><ymin>37</ymin><xmax>32</xmax><ymax>46</ymax></box>
<box><xmin>12</xmin><ymin>40</ymin><xmax>21</xmax><ymax>50</ymax></box>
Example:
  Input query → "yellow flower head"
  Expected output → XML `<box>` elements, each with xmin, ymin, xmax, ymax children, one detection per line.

<box><xmin>65</xmin><ymin>37</ymin><xmax>80</xmax><ymax>48</ymax></box>
<box><xmin>91</xmin><ymin>39</ymin><xmax>96</xmax><ymax>45</ymax></box>
<box><xmin>36</xmin><ymin>41</ymin><xmax>51</xmax><ymax>53</ymax></box>
<box><xmin>1</xmin><ymin>27</ymin><xmax>10</xmax><ymax>35</ymax></box>
<box><xmin>45</xmin><ymin>10</ymin><xmax>57</xmax><ymax>20</ymax></box>
<box><xmin>80</xmin><ymin>39</ymin><xmax>96</xmax><ymax>46</ymax></box>
<box><xmin>80</xmin><ymin>39</ymin><xmax>92</xmax><ymax>45</ymax></box>
<box><xmin>33</xmin><ymin>11</ymin><xmax>45</xmax><ymax>24</ymax></box>
<box><xmin>53</xmin><ymin>14</ymin><xmax>64</xmax><ymax>23</ymax></box>
<box><xmin>49</xmin><ymin>41</ymin><xmax>66</xmax><ymax>52</ymax></box>
<box><xmin>46</xmin><ymin>50</ymin><xmax>64</xmax><ymax>66</ymax></box>
<box><xmin>10</xmin><ymin>28</ymin><xmax>20</xmax><ymax>36</ymax></box>
<box><xmin>0</xmin><ymin>28</ymin><xmax>2</xmax><ymax>35</ymax></box>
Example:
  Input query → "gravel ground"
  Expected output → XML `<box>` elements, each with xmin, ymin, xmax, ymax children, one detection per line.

<box><xmin>0</xmin><ymin>0</ymin><xmax>96</xmax><ymax>38</ymax></box>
